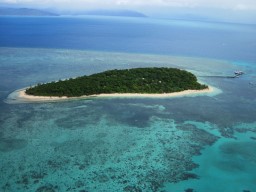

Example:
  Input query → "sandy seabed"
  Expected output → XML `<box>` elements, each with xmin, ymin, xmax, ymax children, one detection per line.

<box><xmin>5</xmin><ymin>86</ymin><xmax>220</xmax><ymax>104</ymax></box>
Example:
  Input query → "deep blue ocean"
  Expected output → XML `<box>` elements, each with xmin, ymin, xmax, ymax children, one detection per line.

<box><xmin>1</xmin><ymin>16</ymin><xmax>256</xmax><ymax>62</ymax></box>
<box><xmin>0</xmin><ymin>16</ymin><xmax>256</xmax><ymax>192</ymax></box>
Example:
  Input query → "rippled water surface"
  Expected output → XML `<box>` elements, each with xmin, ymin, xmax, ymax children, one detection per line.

<box><xmin>0</xmin><ymin>16</ymin><xmax>256</xmax><ymax>192</ymax></box>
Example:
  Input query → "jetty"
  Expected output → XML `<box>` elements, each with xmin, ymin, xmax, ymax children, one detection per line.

<box><xmin>199</xmin><ymin>71</ymin><xmax>244</xmax><ymax>79</ymax></box>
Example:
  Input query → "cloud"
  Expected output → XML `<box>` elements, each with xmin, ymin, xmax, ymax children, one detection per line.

<box><xmin>234</xmin><ymin>3</ymin><xmax>256</xmax><ymax>11</ymax></box>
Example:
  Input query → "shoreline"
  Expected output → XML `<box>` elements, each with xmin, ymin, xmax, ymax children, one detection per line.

<box><xmin>5</xmin><ymin>86</ymin><xmax>221</xmax><ymax>104</ymax></box>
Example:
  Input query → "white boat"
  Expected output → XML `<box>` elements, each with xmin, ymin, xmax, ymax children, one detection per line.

<box><xmin>234</xmin><ymin>71</ymin><xmax>244</xmax><ymax>75</ymax></box>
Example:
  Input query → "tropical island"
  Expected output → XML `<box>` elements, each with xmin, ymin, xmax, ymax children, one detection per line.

<box><xmin>25</xmin><ymin>67</ymin><xmax>208</xmax><ymax>97</ymax></box>
<box><xmin>4</xmin><ymin>67</ymin><xmax>219</xmax><ymax>104</ymax></box>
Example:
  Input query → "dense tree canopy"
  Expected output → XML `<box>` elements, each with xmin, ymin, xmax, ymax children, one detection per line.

<box><xmin>25</xmin><ymin>67</ymin><xmax>208</xmax><ymax>97</ymax></box>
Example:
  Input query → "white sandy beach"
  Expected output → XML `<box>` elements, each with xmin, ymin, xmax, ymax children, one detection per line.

<box><xmin>5</xmin><ymin>85</ymin><xmax>220</xmax><ymax>104</ymax></box>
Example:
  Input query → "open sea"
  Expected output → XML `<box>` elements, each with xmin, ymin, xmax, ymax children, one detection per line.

<box><xmin>0</xmin><ymin>16</ymin><xmax>256</xmax><ymax>192</ymax></box>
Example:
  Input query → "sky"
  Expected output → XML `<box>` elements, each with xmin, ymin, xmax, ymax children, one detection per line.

<box><xmin>1</xmin><ymin>0</ymin><xmax>256</xmax><ymax>23</ymax></box>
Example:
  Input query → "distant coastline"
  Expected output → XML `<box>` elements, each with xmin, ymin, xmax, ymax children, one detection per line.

<box><xmin>77</xmin><ymin>9</ymin><xmax>147</xmax><ymax>17</ymax></box>
<box><xmin>0</xmin><ymin>7</ymin><xmax>58</xmax><ymax>16</ymax></box>
<box><xmin>0</xmin><ymin>7</ymin><xmax>147</xmax><ymax>18</ymax></box>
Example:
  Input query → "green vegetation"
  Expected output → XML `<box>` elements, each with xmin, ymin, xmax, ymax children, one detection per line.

<box><xmin>25</xmin><ymin>67</ymin><xmax>208</xmax><ymax>97</ymax></box>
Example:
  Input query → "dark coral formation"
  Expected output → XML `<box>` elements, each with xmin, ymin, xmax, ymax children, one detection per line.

<box><xmin>0</xmin><ymin>101</ymin><xmax>224</xmax><ymax>192</ymax></box>
<box><xmin>177</xmin><ymin>123</ymin><xmax>219</xmax><ymax>147</ymax></box>
<box><xmin>0</xmin><ymin>138</ymin><xmax>27</xmax><ymax>152</ymax></box>
<box><xmin>36</xmin><ymin>184</ymin><xmax>57</xmax><ymax>192</ymax></box>
<box><xmin>185</xmin><ymin>188</ymin><xmax>195</xmax><ymax>192</ymax></box>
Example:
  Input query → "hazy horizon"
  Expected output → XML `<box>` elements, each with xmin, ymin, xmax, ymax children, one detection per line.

<box><xmin>1</xmin><ymin>0</ymin><xmax>256</xmax><ymax>24</ymax></box>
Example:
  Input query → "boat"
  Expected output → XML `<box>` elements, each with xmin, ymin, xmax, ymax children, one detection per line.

<box><xmin>234</xmin><ymin>71</ymin><xmax>244</xmax><ymax>75</ymax></box>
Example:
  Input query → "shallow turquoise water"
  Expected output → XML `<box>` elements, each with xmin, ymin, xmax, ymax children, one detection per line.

<box><xmin>0</xmin><ymin>48</ymin><xmax>256</xmax><ymax>191</ymax></box>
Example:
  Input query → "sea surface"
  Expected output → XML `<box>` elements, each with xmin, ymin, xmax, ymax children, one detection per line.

<box><xmin>0</xmin><ymin>16</ymin><xmax>256</xmax><ymax>192</ymax></box>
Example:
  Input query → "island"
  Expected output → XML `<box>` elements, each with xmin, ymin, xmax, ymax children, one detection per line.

<box><xmin>25</xmin><ymin>67</ymin><xmax>208</xmax><ymax>97</ymax></box>
<box><xmin>5</xmin><ymin>67</ymin><xmax>219</xmax><ymax>104</ymax></box>
<box><xmin>81</xmin><ymin>9</ymin><xmax>147</xmax><ymax>17</ymax></box>
<box><xmin>0</xmin><ymin>7</ymin><xmax>58</xmax><ymax>16</ymax></box>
